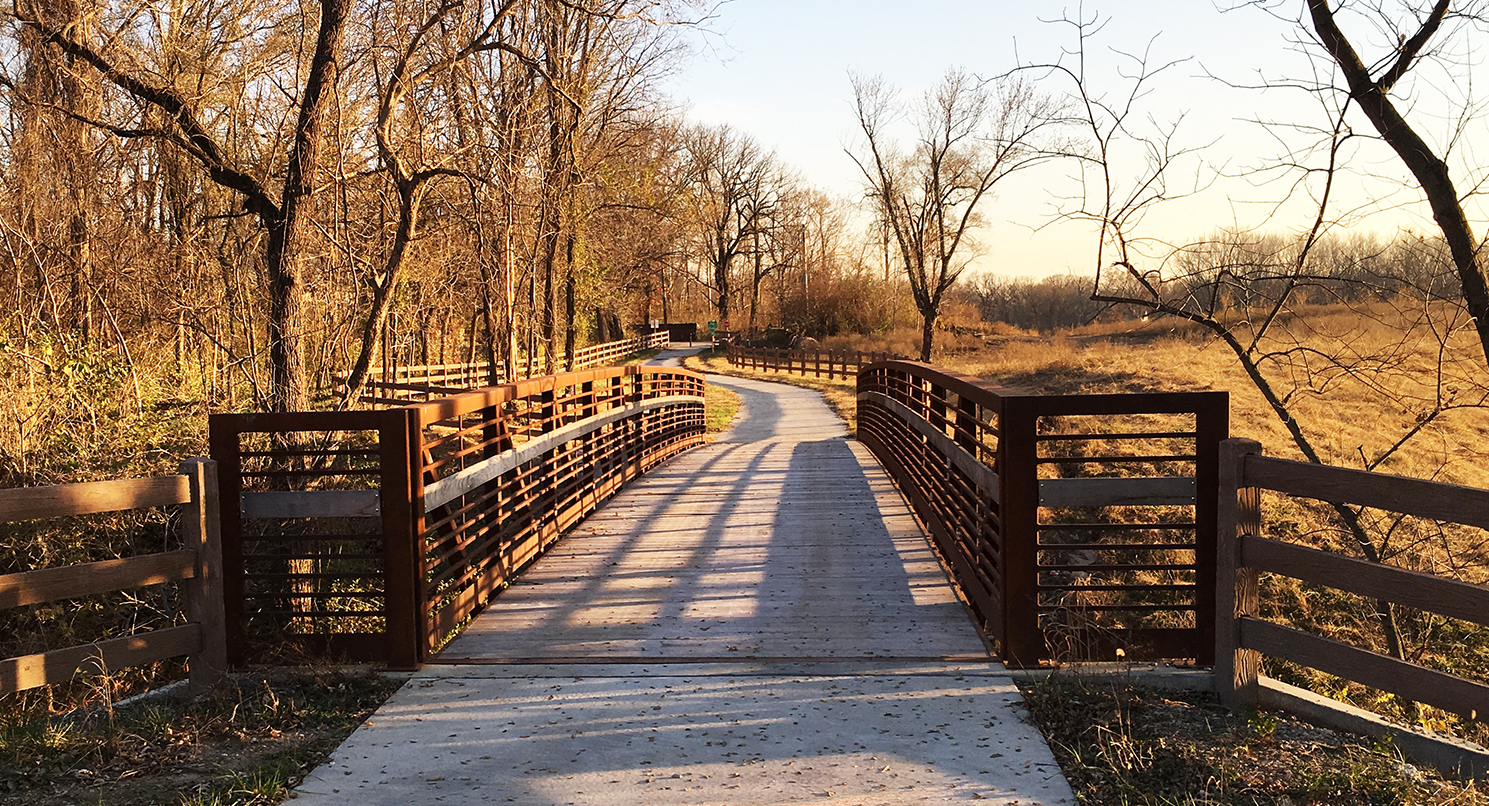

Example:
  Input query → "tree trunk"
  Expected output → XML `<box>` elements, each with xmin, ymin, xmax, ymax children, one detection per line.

<box><xmin>339</xmin><ymin>183</ymin><xmax>417</xmax><ymax>403</ymax></box>
<box><xmin>564</xmin><ymin>268</ymin><xmax>576</xmax><ymax>371</ymax></box>
<box><xmin>715</xmin><ymin>250</ymin><xmax>730</xmax><ymax>327</ymax></box>
<box><xmin>263</xmin><ymin>0</ymin><xmax>348</xmax><ymax>413</ymax></box>
<box><xmin>919</xmin><ymin>312</ymin><xmax>934</xmax><ymax>362</ymax></box>
<box><xmin>1308</xmin><ymin>0</ymin><xmax>1489</xmax><ymax>369</ymax></box>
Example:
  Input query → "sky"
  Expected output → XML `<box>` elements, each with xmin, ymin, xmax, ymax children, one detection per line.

<box><xmin>659</xmin><ymin>1</ymin><xmax>1483</xmax><ymax>279</ymax></box>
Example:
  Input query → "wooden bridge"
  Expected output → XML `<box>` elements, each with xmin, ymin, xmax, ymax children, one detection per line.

<box><xmin>208</xmin><ymin>350</ymin><xmax>1228</xmax><ymax>672</ymax></box>
<box><xmin>278</xmin><ymin>354</ymin><xmax>1083</xmax><ymax>804</ymax></box>
<box><xmin>13</xmin><ymin>343</ymin><xmax>1489</xmax><ymax>795</ymax></box>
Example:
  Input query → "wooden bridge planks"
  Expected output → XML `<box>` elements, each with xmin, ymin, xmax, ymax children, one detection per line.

<box><xmin>435</xmin><ymin>374</ymin><xmax>989</xmax><ymax>664</ymax></box>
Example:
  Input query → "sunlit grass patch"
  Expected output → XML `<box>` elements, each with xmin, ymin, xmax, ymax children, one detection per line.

<box><xmin>1019</xmin><ymin>675</ymin><xmax>1488</xmax><ymax>805</ymax></box>
<box><xmin>0</xmin><ymin>667</ymin><xmax>398</xmax><ymax>806</ymax></box>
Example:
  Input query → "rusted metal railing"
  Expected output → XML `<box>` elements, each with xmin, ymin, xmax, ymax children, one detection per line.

<box><xmin>727</xmin><ymin>344</ymin><xmax>899</xmax><ymax>380</ymax></box>
<box><xmin>360</xmin><ymin>332</ymin><xmax>671</xmax><ymax>406</ymax></box>
<box><xmin>413</xmin><ymin>366</ymin><xmax>704</xmax><ymax>655</ymax></box>
<box><xmin>211</xmin><ymin>364</ymin><xmax>705</xmax><ymax>668</ymax></box>
<box><xmin>857</xmin><ymin>360</ymin><xmax>1227</xmax><ymax>667</ymax></box>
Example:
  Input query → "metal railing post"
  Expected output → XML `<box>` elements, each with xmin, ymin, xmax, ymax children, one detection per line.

<box><xmin>380</xmin><ymin>407</ymin><xmax>422</xmax><ymax>670</ymax></box>
<box><xmin>998</xmin><ymin>396</ymin><xmax>1043</xmax><ymax>667</ymax></box>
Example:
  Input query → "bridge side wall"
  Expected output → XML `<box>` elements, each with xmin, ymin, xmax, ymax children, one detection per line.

<box><xmin>210</xmin><ymin>365</ymin><xmax>705</xmax><ymax>669</ymax></box>
<box><xmin>857</xmin><ymin>360</ymin><xmax>1227</xmax><ymax>668</ymax></box>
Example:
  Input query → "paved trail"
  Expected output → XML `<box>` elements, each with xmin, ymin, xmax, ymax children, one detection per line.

<box><xmin>291</xmin><ymin>348</ymin><xmax>1074</xmax><ymax>805</ymax></box>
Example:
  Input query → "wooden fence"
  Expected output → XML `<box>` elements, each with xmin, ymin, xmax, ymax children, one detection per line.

<box><xmin>210</xmin><ymin>364</ymin><xmax>705</xmax><ymax>668</ymax></box>
<box><xmin>0</xmin><ymin>460</ymin><xmax>226</xmax><ymax>695</ymax></box>
<box><xmin>1216</xmin><ymin>438</ymin><xmax>1489</xmax><ymax>718</ymax></box>
<box><xmin>727</xmin><ymin>344</ymin><xmax>898</xmax><ymax>380</ymax></box>
<box><xmin>360</xmin><ymin>332</ymin><xmax>671</xmax><ymax>406</ymax></box>
<box><xmin>857</xmin><ymin>360</ymin><xmax>1228</xmax><ymax>667</ymax></box>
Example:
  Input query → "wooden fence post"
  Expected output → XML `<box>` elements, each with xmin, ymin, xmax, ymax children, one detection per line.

<box><xmin>1216</xmin><ymin>437</ymin><xmax>1262</xmax><ymax>710</ymax></box>
<box><xmin>181</xmin><ymin>458</ymin><xmax>227</xmax><ymax>695</ymax></box>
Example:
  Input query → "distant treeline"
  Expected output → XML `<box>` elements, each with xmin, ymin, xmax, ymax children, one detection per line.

<box><xmin>965</xmin><ymin>231</ymin><xmax>1461</xmax><ymax>332</ymax></box>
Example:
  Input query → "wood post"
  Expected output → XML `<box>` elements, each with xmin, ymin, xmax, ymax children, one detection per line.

<box><xmin>181</xmin><ymin>458</ymin><xmax>227</xmax><ymax>695</ymax></box>
<box><xmin>1216</xmin><ymin>437</ymin><xmax>1262</xmax><ymax>709</ymax></box>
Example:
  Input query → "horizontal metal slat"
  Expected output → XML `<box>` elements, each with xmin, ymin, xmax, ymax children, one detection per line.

<box><xmin>241</xmin><ymin>490</ymin><xmax>382</xmax><ymax>519</ymax></box>
<box><xmin>1039</xmin><ymin>476</ymin><xmax>1195</xmax><ymax>507</ymax></box>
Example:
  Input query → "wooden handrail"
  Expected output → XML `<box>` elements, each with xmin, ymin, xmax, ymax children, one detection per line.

<box><xmin>1216</xmin><ymin>438</ymin><xmax>1489</xmax><ymax>725</ymax></box>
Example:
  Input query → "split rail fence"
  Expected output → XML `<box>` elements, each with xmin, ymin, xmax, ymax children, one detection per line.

<box><xmin>857</xmin><ymin>360</ymin><xmax>1228</xmax><ymax>667</ymax></box>
<box><xmin>0</xmin><ymin>460</ymin><xmax>226</xmax><ymax>695</ymax></box>
<box><xmin>1216</xmin><ymin>438</ymin><xmax>1489</xmax><ymax>721</ymax></box>
<box><xmin>360</xmin><ymin>332</ymin><xmax>670</xmax><ymax>406</ymax></box>
<box><xmin>211</xmin><ymin>364</ymin><xmax>705</xmax><ymax>668</ymax></box>
<box><xmin>727</xmin><ymin>344</ymin><xmax>898</xmax><ymax>380</ymax></box>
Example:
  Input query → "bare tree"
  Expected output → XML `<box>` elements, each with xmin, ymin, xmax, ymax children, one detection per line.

<box><xmin>1037</xmin><ymin>8</ymin><xmax>1489</xmax><ymax>665</ymax></box>
<box><xmin>1301</xmin><ymin>0</ymin><xmax>1489</xmax><ymax>368</ymax></box>
<box><xmin>337</xmin><ymin>0</ymin><xmax>524</xmax><ymax>402</ymax></box>
<box><xmin>681</xmin><ymin>124</ymin><xmax>780</xmax><ymax>330</ymax></box>
<box><xmin>13</xmin><ymin>0</ymin><xmax>350</xmax><ymax>412</ymax></box>
<box><xmin>849</xmin><ymin>68</ymin><xmax>1058</xmax><ymax>361</ymax></box>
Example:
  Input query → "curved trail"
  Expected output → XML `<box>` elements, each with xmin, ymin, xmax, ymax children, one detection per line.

<box><xmin>291</xmin><ymin>347</ymin><xmax>1074</xmax><ymax>805</ymax></box>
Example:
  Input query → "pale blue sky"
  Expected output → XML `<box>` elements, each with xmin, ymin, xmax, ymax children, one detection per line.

<box><xmin>662</xmin><ymin>1</ymin><xmax>1479</xmax><ymax>278</ymax></box>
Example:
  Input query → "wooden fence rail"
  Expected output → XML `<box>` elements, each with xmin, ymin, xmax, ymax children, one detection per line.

<box><xmin>1216</xmin><ymin>438</ymin><xmax>1489</xmax><ymax>718</ymax></box>
<box><xmin>0</xmin><ymin>459</ymin><xmax>226</xmax><ymax>696</ymax></box>
<box><xmin>727</xmin><ymin>344</ymin><xmax>898</xmax><ymax>380</ymax></box>
<box><xmin>359</xmin><ymin>332</ymin><xmax>670</xmax><ymax>406</ymax></box>
<box><xmin>857</xmin><ymin>360</ymin><xmax>1227</xmax><ymax>667</ymax></box>
<box><xmin>211</xmin><ymin>364</ymin><xmax>705</xmax><ymax>668</ymax></box>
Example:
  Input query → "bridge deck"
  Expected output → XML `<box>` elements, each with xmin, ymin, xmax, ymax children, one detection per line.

<box><xmin>291</xmin><ymin>351</ymin><xmax>1074</xmax><ymax>805</ymax></box>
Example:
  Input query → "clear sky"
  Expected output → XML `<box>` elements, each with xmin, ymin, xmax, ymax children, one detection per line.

<box><xmin>660</xmin><ymin>1</ymin><xmax>1481</xmax><ymax>279</ymax></box>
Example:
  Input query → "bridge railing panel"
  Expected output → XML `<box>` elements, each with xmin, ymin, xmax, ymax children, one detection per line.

<box><xmin>726</xmin><ymin>344</ymin><xmax>898</xmax><ymax>380</ymax></box>
<box><xmin>857</xmin><ymin>360</ymin><xmax>1227</xmax><ymax>667</ymax></box>
<box><xmin>358</xmin><ymin>332</ymin><xmax>671</xmax><ymax>406</ymax></box>
<box><xmin>211</xmin><ymin>364</ymin><xmax>704</xmax><ymax>668</ymax></box>
<box><xmin>411</xmin><ymin>365</ymin><xmax>704</xmax><ymax>656</ymax></box>
<box><xmin>210</xmin><ymin>410</ymin><xmax>420</xmax><ymax>668</ymax></box>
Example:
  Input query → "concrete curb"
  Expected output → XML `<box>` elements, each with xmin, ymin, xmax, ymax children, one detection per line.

<box><xmin>1006</xmin><ymin>663</ymin><xmax>1212</xmax><ymax>694</ymax></box>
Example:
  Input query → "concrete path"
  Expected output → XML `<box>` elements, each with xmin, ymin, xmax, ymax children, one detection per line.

<box><xmin>290</xmin><ymin>347</ymin><xmax>1074</xmax><ymax>805</ymax></box>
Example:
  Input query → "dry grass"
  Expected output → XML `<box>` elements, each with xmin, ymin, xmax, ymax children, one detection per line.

<box><xmin>940</xmin><ymin>309</ymin><xmax>1489</xmax><ymax>484</ymax></box>
<box><xmin>1020</xmin><ymin>675</ymin><xmax>1489</xmax><ymax>805</ymax></box>
<box><xmin>704</xmin><ymin>382</ymin><xmax>741</xmax><ymax>434</ymax></box>
<box><xmin>0</xmin><ymin>667</ymin><xmax>398</xmax><ymax>806</ymax></box>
